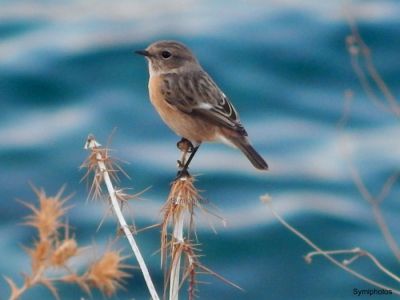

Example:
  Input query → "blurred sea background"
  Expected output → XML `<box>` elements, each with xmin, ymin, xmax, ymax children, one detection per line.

<box><xmin>1</xmin><ymin>0</ymin><xmax>400</xmax><ymax>299</ymax></box>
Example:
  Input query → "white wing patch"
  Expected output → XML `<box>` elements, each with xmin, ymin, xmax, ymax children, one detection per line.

<box><xmin>197</xmin><ymin>102</ymin><xmax>213</xmax><ymax>110</ymax></box>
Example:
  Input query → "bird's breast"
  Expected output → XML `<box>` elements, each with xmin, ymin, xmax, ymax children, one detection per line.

<box><xmin>148</xmin><ymin>75</ymin><xmax>177</xmax><ymax>116</ymax></box>
<box><xmin>147</xmin><ymin>75</ymin><xmax>218</xmax><ymax>144</ymax></box>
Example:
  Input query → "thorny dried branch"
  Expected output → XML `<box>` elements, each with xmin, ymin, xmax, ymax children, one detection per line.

<box><xmin>5</xmin><ymin>187</ymin><xmax>132</xmax><ymax>300</ymax></box>
<box><xmin>82</xmin><ymin>134</ymin><xmax>160</xmax><ymax>300</ymax></box>
<box><xmin>161</xmin><ymin>153</ymin><xmax>239</xmax><ymax>300</ymax></box>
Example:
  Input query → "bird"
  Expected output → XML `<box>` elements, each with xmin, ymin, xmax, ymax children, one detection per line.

<box><xmin>135</xmin><ymin>40</ymin><xmax>268</xmax><ymax>173</ymax></box>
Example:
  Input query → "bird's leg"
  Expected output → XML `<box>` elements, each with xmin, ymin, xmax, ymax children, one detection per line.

<box><xmin>176</xmin><ymin>138</ymin><xmax>200</xmax><ymax>179</ymax></box>
<box><xmin>182</xmin><ymin>145</ymin><xmax>199</xmax><ymax>170</ymax></box>
<box><xmin>176</xmin><ymin>144</ymin><xmax>200</xmax><ymax>179</ymax></box>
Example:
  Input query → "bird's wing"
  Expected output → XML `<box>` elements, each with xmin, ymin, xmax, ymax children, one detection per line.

<box><xmin>161</xmin><ymin>71</ymin><xmax>247</xmax><ymax>136</ymax></box>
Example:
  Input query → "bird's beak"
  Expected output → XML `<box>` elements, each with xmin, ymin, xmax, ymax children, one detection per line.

<box><xmin>135</xmin><ymin>50</ymin><xmax>151</xmax><ymax>57</ymax></box>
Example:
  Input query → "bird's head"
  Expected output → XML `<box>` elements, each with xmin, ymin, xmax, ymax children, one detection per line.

<box><xmin>135</xmin><ymin>40</ymin><xmax>199</xmax><ymax>76</ymax></box>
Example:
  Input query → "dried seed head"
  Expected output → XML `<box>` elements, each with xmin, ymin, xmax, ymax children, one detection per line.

<box><xmin>51</xmin><ymin>239</ymin><xmax>78</xmax><ymax>267</ymax></box>
<box><xmin>260</xmin><ymin>194</ymin><xmax>272</xmax><ymax>204</ymax></box>
<box><xmin>81</xmin><ymin>135</ymin><xmax>130</xmax><ymax>202</ymax></box>
<box><xmin>23</xmin><ymin>187</ymin><xmax>71</xmax><ymax>241</ymax></box>
<box><xmin>169</xmin><ymin>176</ymin><xmax>200</xmax><ymax>208</ymax></box>
<box><xmin>161</xmin><ymin>175</ymin><xmax>201</xmax><ymax>267</ymax></box>
<box><xmin>86</xmin><ymin>251</ymin><xmax>131</xmax><ymax>296</ymax></box>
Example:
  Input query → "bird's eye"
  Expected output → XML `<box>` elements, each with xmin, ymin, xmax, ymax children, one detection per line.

<box><xmin>161</xmin><ymin>51</ymin><xmax>171</xmax><ymax>59</ymax></box>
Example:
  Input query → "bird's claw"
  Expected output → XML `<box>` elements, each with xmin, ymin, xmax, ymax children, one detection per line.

<box><xmin>177</xmin><ymin>160</ymin><xmax>184</xmax><ymax>168</ymax></box>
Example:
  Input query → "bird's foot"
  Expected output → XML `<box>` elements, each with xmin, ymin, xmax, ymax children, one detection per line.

<box><xmin>177</xmin><ymin>138</ymin><xmax>194</xmax><ymax>153</ymax></box>
<box><xmin>177</xmin><ymin>159</ymin><xmax>185</xmax><ymax>169</ymax></box>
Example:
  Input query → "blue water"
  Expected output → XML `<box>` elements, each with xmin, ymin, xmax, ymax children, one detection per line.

<box><xmin>1</xmin><ymin>1</ymin><xmax>400</xmax><ymax>299</ymax></box>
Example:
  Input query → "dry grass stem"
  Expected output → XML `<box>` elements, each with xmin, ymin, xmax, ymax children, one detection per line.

<box><xmin>305</xmin><ymin>248</ymin><xmax>400</xmax><ymax>283</ymax></box>
<box><xmin>344</xmin><ymin>8</ymin><xmax>400</xmax><ymax>117</ymax></box>
<box><xmin>161</xmin><ymin>155</ymin><xmax>237</xmax><ymax>299</ymax></box>
<box><xmin>262</xmin><ymin>195</ymin><xmax>400</xmax><ymax>295</ymax></box>
<box><xmin>338</xmin><ymin>111</ymin><xmax>400</xmax><ymax>262</ymax></box>
<box><xmin>82</xmin><ymin>134</ymin><xmax>160</xmax><ymax>300</ymax></box>
<box><xmin>337</xmin><ymin>11</ymin><xmax>400</xmax><ymax>271</ymax></box>
<box><xmin>349</xmin><ymin>165</ymin><xmax>400</xmax><ymax>262</ymax></box>
<box><xmin>336</xmin><ymin>89</ymin><xmax>354</xmax><ymax>129</ymax></box>
<box><xmin>161</xmin><ymin>175</ymin><xmax>200</xmax><ymax>270</ymax></box>
<box><xmin>162</xmin><ymin>175</ymin><xmax>197</xmax><ymax>300</ymax></box>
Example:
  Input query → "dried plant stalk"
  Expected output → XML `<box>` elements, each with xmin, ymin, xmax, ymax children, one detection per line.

<box><xmin>262</xmin><ymin>195</ymin><xmax>400</xmax><ymax>295</ymax></box>
<box><xmin>170</xmin><ymin>214</ymin><xmax>184</xmax><ymax>300</ymax></box>
<box><xmin>161</xmin><ymin>175</ymin><xmax>200</xmax><ymax>270</ymax></box>
<box><xmin>83</xmin><ymin>135</ymin><xmax>160</xmax><ymax>300</ymax></box>
<box><xmin>349</xmin><ymin>165</ymin><xmax>400</xmax><ymax>262</ymax></box>
<box><xmin>305</xmin><ymin>248</ymin><xmax>400</xmax><ymax>283</ymax></box>
<box><xmin>161</xmin><ymin>175</ymin><xmax>198</xmax><ymax>300</ymax></box>
<box><xmin>161</xmin><ymin>162</ymin><xmax>241</xmax><ymax>299</ymax></box>
<box><xmin>344</xmin><ymin>9</ymin><xmax>400</xmax><ymax>117</ymax></box>
<box><xmin>338</xmin><ymin>12</ymin><xmax>400</xmax><ymax>263</ymax></box>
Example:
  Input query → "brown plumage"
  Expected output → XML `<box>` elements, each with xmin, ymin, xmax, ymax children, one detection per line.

<box><xmin>136</xmin><ymin>40</ymin><xmax>268</xmax><ymax>170</ymax></box>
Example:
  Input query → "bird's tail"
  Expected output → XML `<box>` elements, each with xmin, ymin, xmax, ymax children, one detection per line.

<box><xmin>231</xmin><ymin>137</ymin><xmax>269</xmax><ymax>170</ymax></box>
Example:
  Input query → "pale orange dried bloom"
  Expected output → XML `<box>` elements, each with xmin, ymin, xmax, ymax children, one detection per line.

<box><xmin>26</xmin><ymin>239</ymin><xmax>52</xmax><ymax>273</ymax></box>
<box><xmin>86</xmin><ymin>251</ymin><xmax>131</xmax><ymax>296</ymax></box>
<box><xmin>22</xmin><ymin>186</ymin><xmax>71</xmax><ymax>241</ymax></box>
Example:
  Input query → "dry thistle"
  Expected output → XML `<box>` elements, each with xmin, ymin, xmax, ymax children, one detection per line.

<box><xmin>82</xmin><ymin>134</ymin><xmax>160</xmax><ymax>300</ymax></box>
<box><xmin>159</xmin><ymin>134</ymin><xmax>240</xmax><ymax>300</ymax></box>
<box><xmin>85</xmin><ymin>250</ymin><xmax>132</xmax><ymax>296</ymax></box>
<box><xmin>161</xmin><ymin>175</ymin><xmax>201</xmax><ymax>268</ymax></box>
<box><xmin>161</xmin><ymin>171</ymin><xmax>239</xmax><ymax>300</ymax></box>
<box><xmin>6</xmin><ymin>187</ymin><xmax>74</xmax><ymax>300</ymax></box>
<box><xmin>161</xmin><ymin>174</ymin><xmax>201</xmax><ymax>300</ymax></box>
<box><xmin>21</xmin><ymin>186</ymin><xmax>71</xmax><ymax>241</ymax></box>
<box><xmin>5</xmin><ymin>186</ymin><xmax>133</xmax><ymax>300</ymax></box>
<box><xmin>81</xmin><ymin>135</ymin><xmax>128</xmax><ymax>201</ymax></box>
